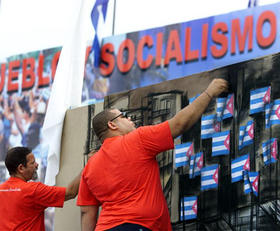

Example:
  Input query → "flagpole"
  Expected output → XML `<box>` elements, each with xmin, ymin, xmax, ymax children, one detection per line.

<box><xmin>112</xmin><ymin>0</ymin><xmax>116</xmax><ymax>35</ymax></box>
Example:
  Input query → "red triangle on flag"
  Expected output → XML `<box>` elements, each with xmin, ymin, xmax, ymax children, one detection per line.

<box><xmin>213</xmin><ymin>168</ymin><xmax>218</xmax><ymax>184</ymax></box>
<box><xmin>243</xmin><ymin>157</ymin><xmax>250</xmax><ymax>171</ymax></box>
<box><xmin>276</xmin><ymin>105</ymin><xmax>280</xmax><ymax>120</ymax></box>
<box><xmin>252</xmin><ymin>175</ymin><xmax>259</xmax><ymax>192</ymax></box>
<box><xmin>226</xmin><ymin>94</ymin><xmax>234</xmax><ymax>115</ymax></box>
<box><xmin>186</xmin><ymin>143</ymin><xmax>193</xmax><ymax>158</ymax></box>
<box><xmin>263</xmin><ymin>87</ymin><xmax>271</xmax><ymax>104</ymax></box>
<box><xmin>192</xmin><ymin>200</ymin><xmax>197</xmax><ymax>214</ymax></box>
<box><xmin>271</xmin><ymin>139</ymin><xmax>278</xmax><ymax>160</ymax></box>
<box><xmin>248</xmin><ymin>123</ymin><xmax>254</xmax><ymax>139</ymax></box>
<box><xmin>224</xmin><ymin>134</ymin><xmax>230</xmax><ymax>150</ymax></box>
<box><xmin>197</xmin><ymin>155</ymin><xmax>203</xmax><ymax>169</ymax></box>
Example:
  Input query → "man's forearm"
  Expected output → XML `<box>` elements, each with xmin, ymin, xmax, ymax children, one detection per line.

<box><xmin>169</xmin><ymin>91</ymin><xmax>212</xmax><ymax>138</ymax></box>
<box><xmin>81</xmin><ymin>206</ymin><xmax>98</xmax><ymax>231</ymax></box>
<box><xmin>65</xmin><ymin>171</ymin><xmax>82</xmax><ymax>201</ymax></box>
<box><xmin>168</xmin><ymin>78</ymin><xmax>228</xmax><ymax>138</ymax></box>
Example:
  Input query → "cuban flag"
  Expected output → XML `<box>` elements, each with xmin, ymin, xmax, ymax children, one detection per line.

<box><xmin>239</xmin><ymin>120</ymin><xmax>254</xmax><ymax>150</ymax></box>
<box><xmin>231</xmin><ymin>154</ymin><xmax>250</xmax><ymax>183</ymax></box>
<box><xmin>174</xmin><ymin>142</ymin><xmax>194</xmax><ymax>168</ymax></box>
<box><xmin>212</xmin><ymin>131</ymin><xmax>230</xmax><ymax>156</ymax></box>
<box><xmin>249</xmin><ymin>86</ymin><xmax>271</xmax><ymax>115</ymax></box>
<box><xmin>265</xmin><ymin>99</ymin><xmax>280</xmax><ymax>129</ymax></box>
<box><xmin>216</xmin><ymin>94</ymin><xmax>234</xmax><ymax>121</ymax></box>
<box><xmin>244</xmin><ymin>171</ymin><xmax>259</xmax><ymax>196</ymax></box>
<box><xmin>189</xmin><ymin>152</ymin><xmax>203</xmax><ymax>179</ymax></box>
<box><xmin>201</xmin><ymin>164</ymin><xmax>219</xmax><ymax>191</ymax></box>
<box><xmin>262</xmin><ymin>138</ymin><xmax>278</xmax><ymax>165</ymax></box>
<box><xmin>181</xmin><ymin>196</ymin><xmax>197</xmax><ymax>220</ymax></box>
<box><xmin>91</xmin><ymin>0</ymin><xmax>109</xmax><ymax>67</ymax></box>
<box><xmin>201</xmin><ymin>114</ymin><xmax>221</xmax><ymax>139</ymax></box>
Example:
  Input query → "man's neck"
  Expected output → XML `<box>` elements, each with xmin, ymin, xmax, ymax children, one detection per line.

<box><xmin>11</xmin><ymin>174</ymin><xmax>27</xmax><ymax>182</ymax></box>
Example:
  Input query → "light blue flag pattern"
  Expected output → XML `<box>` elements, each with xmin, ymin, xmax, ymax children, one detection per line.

<box><xmin>244</xmin><ymin>171</ymin><xmax>259</xmax><ymax>196</ymax></box>
<box><xmin>262</xmin><ymin>138</ymin><xmax>278</xmax><ymax>165</ymax></box>
<box><xmin>212</xmin><ymin>131</ymin><xmax>230</xmax><ymax>156</ymax></box>
<box><xmin>239</xmin><ymin>120</ymin><xmax>254</xmax><ymax>150</ymax></box>
<box><xmin>216</xmin><ymin>94</ymin><xmax>234</xmax><ymax>121</ymax></box>
<box><xmin>201</xmin><ymin>164</ymin><xmax>219</xmax><ymax>191</ymax></box>
<box><xmin>231</xmin><ymin>154</ymin><xmax>250</xmax><ymax>183</ymax></box>
<box><xmin>91</xmin><ymin>0</ymin><xmax>109</xmax><ymax>67</ymax></box>
<box><xmin>174</xmin><ymin>142</ymin><xmax>193</xmax><ymax>168</ymax></box>
<box><xmin>249</xmin><ymin>86</ymin><xmax>270</xmax><ymax>115</ymax></box>
<box><xmin>201</xmin><ymin>114</ymin><xmax>220</xmax><ymax>139</ymax></box>
<box><xmin>181</xmin><ymin>196</ymin><xmax>197</xmax><ymax>220</ymax></box>
<box><xmin>265</xmin><ymin>99</ymin><xmax>280</xmax><ymax>128</ymax></box>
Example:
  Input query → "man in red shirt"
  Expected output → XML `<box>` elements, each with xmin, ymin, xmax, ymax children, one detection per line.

<box><xmin>0</xmin><ymin>146</ymin><xmax>81</xmax><ymax>231</ymax></box>
<box><xmin>77</xmin><ymin>79</ymin><xmax>228</xmax><ymax>230</ymax></box>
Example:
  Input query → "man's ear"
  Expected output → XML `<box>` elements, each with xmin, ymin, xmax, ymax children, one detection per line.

<box><xmin>107</xmin><ymin>121</ymin><xmax>118</xmax><ymax>130</ymax></box>
<box><xmin>17</xmin><ymin>164</ymin><xmax>25</xmax><ymax>174</ymax></box>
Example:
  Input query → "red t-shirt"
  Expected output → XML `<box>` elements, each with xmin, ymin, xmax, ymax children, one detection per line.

<box><xmin>77</xmin><ymin>121</ymin><xmax>174</xmax><ymax>230</ymax></box>
<box><xmin>0</xmin><ymin>177</ymin><xmax>66</xmax><ymax>231</ymax></box>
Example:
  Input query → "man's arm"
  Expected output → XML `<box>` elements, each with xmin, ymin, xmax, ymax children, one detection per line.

<box><xmin>81</xmin><ymin>205</ymin><xmax>99</xmax><ymax>231</ymax></box>
<box><xmin>64</xmin><ymin>171</ymin><xmax>82</xmax><ymax>201</ymax></box>
<box><xmin>168</xmin><ymin>78</ymin><xmax>228</xmax><ymax>138</ymax></box>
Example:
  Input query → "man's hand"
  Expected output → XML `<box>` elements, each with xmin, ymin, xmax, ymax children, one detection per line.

<box><xmin>205</xmin><ymin>78</ymin><xmax>228</xmax><ymax>98</ymax></box>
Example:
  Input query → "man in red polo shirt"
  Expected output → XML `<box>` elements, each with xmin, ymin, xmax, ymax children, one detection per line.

<box><xmin>77</xmin><ymin>79</ymin><xmax>228</xmax><ymax>230</ymax></box>
<box><xmin>0</xmin><ymin>146</ymin><xmax>81</xmax><ymax>231</ymax></box>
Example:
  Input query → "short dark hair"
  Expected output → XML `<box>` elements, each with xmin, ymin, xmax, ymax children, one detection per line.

<box><xmin>5</xmin><ymin>147</ymin><xmax>31</xmax><ymax>175</ymax></box>
<box><xmin>92</xmin><ymin>108</ymin><xmax>115</xmax><ymax>141</ymax></box>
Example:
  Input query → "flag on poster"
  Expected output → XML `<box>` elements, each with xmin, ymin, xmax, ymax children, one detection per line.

<box><xmin>244</xmin><ymin>171</ymin><xmax>259</xmax><ymax>196</ymax></box>
<box><xmin>194</xmin><ymin>152</ymin><xmax>204</xmax><ymax>177</ymax></box>
<box><xmin>189</xmin><ymin>152</ymin><xmax>203</xmax><ymax>179</ymax></box>
<box><xmin>262</xmin><ymin>138</ymin><xmax>278</xmax><ymax>165</ymax></box>
<box><xmin>239</xmin><ymin>120</ymin><xmax>254</xmax><ymax>150</ymax></box>
<box><xmin>231</xmin><ymin>154</ymin><xmax>250</xmax><ymax>183</ymax></box>
<box><xmin>212</xmin><ymin>130</ymin><xmax>230</xmax><ymax>156</ymax></box>
<box><xmin>174</xmin><ymin>142</ymin><xmax>194</xmax><ymax>168</ymax></box>
<box><xmin>42</xmin><ymin>0</ymin><xmax>91</xmax><ymax>185</ymax></box>
<box><xmin>91</xmin><ymin>0</ymin><xmax>109</xmax><ymax>67</ymax></box>
<box><xmin>189</xmin><ymin>155</ymin><xmax>195</xmax><ymax>178</ymax></box>
<box><xmin>265</xmin><ymin>99</ymin><xmax>280</xmax><ymax>128</ymax></box>
<box><xmin>201</xmin><ymin>164</ymin><xmax>219</xmax><ymax>191</ymax></box>
<box><xmin>250</xmin><ymin>86</ymin><xmax>271</xmax><ymax>115</ymax></box>
<box><xmin>181</xmin><ymin>196</ymin><xmax>197</xmax><ymax>220</ymax></box>
<box><xmin>216</xmin><ymin>94</ymin><xmax>234</xmax><ymax>121</ymax></box>
<box><xmin>201</xmin><ymin>114</ymin><xmax>220</xmax><ymax>139</ymax></box>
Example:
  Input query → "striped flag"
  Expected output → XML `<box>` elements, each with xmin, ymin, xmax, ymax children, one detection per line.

<box><xmin>212</xmin><ymin>130</ymin><xmax>230</xmax><ymax>156</ymax></box>
<box><xmin>194</xmin><ymin>152</ymin><xmax>203</xmax><ymax>177</ymax></box>
<box><xmin>244</xmin><ymin>171</ymin><xmax>259</xmax><ymax>196</ymax></box>
<box><xmin>216</xmin><ymin>94</ymin><xmax>234</xmax><ymax>121</ymax></box>
<box><xmin>189</xmin><ymin>152</ymin><xmax>203</xmax><ymax>179</ymax></box>
<box><xmin>181</xmin><ymin>196</ymin><xmax>197</xmax><ymax>220</ymax></box>
<box><xmin>265</xmin><ymin>99</ymin><xmax>280</xmax><ymax>128</ymax></box>
<box><xmin>201</xmin><ymin>114</ymin><xmax>220</xmax><ymax>139</ymax></box>
<box><xmin>201</xmin><ymin>164</ymin><xmax>219</xmax><ymax>191</ymax></box>
<box><xmin>174</xmin><ymin>142</ymin><xmax>193</xmax><ymax>168</ymax></box>
<box><xmin>91</xmin><ymin>0</ymin><xmax>109</xmax><ymax>67</ymax></box>
<box><xmin>231</xmin><ymin>154</ymin><xmax>250</xmax><ymax>183</ymax></box>
<box><xmin>262</xmin><ymin>138</ymin><xmax>278</xmax><ymax>165</ymax></box>
<box><xmin>250</xmin><ymin>86</ymin><xmax>271</xmax><ymax>115</ymax></box>
<box><xmin>239</xmin><ymin>120</ymin><xmax>254</xmax><ymax>150</ymax></box>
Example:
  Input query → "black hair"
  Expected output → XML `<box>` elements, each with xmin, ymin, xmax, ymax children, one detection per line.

<box><xmin>5</xmin><ymin>147</ymin><xmax>31</xmax><ymax>175</ymax></box>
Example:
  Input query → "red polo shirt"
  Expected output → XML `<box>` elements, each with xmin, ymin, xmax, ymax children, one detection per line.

<box><xmin>77</xmin><ymin>121</ymin><xmax>174</xmax><ymax>230</ymax></box>
<box><xmin>0</xmin><ymin>177</ymin><xmax>66</xmax><ymax>231</ymax></box>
